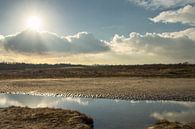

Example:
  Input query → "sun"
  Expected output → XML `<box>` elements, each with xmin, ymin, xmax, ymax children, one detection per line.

<box><xmin>26</xmin><ymin>16</ymin><xmax>42</xmax><ymax>31</ymax></box>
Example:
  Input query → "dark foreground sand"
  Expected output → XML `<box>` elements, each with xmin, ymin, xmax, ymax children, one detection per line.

<box><xmin>0</xmin><ymin>106</ymin><xmax>93</xmax><ymax>129</ymax></box>
<box><xmin>147</xmin><ymin>120</ymin><xmax>195</xmax><ymax>129</ymax></box>
<box><xmin>0</xmin><ymin>77</ymin><xmax>195</xmax><ymax>101</ymax></box>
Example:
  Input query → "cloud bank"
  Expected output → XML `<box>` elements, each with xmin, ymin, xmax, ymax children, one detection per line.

<box><xmin>150</xmin><ymin>5</ymin><xmax>195</xmax><ymax>25</ymax></box>
<box><xmin>129</xmin><ymin>0</ymin><xmax>195</xmax><ymax>9</ymax></box>
<box><xmin>3</xmin><ymin>30</ymin><xmax>109</xmax><ymax>54</ymax></box>
<box><xmin>0</xmin><ymin>28</ymin><xmax>195</xmax><ymax>64</ymax></box>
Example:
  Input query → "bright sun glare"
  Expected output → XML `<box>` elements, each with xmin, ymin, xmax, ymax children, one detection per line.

<box><xmin>26</xmin><ymin>16</ymin><xmax>42</xmax><ymax>31</ymax></box>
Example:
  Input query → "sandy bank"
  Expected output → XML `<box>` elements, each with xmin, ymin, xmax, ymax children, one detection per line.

<box><xmin>0</xmin><ymin>106</ymin><xmax>93</xmax><ymax>129</ymax></box>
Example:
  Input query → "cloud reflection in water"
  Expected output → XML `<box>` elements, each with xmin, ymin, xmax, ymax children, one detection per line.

<box><xmin>151</xmin><ymin>101</ymin><xmax>195</xmax><ymax>122</ymax></box>
<box><xmin>0</xmin><ymin>94</ymin><xmax>89</xmax><ymax>108</ymax></box>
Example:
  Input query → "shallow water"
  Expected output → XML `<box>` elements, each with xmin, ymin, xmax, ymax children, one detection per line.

<box><xmin>0</xmin><ymin>93</ymin><xmax>194</xmax><ymax>129</ymax></box>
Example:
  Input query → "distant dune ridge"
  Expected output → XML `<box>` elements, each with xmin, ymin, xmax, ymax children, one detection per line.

<box><xmin>0</xmin><ymin>63</ymin><xmax>194</xmax><ymax>79</ymax></box>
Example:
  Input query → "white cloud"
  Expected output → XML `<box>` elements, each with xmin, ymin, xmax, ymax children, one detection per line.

<box><xmin>110</xmin><ymin>28</ymin><xmax>195</xmax><ymax>61</ymax></box>
<box><xmin>2</xmin><ymin>30</ymin><xmax>109</xmax><ymax>54</ymax></box>
<box><xmin>129</xmin><ymin>0</ymin><xmax>195</xmax><ymax>9</ymax></box>
<box><xmin>150</xmin><ymin>5</ymin><xmax>195</xmax><ymax>25</ymax></box>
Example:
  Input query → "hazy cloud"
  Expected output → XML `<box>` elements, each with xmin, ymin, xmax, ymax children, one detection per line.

<box><xmin>129</xmin><ymin>0</ymin><xmax>195</xmax><ymax>9</ymax></box>
<box><xmin>150</xmin><ymin>5</ymin><xmax>195</xmax><ymax>25</ymax></box>
<box><xmin>0</xmin><ymin>35</ymin><xmax>4</xmax><ymax>39</ymax></box>
<box><xmin>2</xmin><ymin>30</ymin><xmax>109</xmax><ymax>54</ymax></box>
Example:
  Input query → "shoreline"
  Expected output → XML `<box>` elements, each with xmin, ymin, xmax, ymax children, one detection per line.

<box><xmin>1</xmin><ymin>91</ymin><xmax>195</xmax><ymax>102</ymax></box>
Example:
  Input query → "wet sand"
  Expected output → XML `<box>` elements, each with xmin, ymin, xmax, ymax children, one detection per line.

<box><xmin>0</xmin><ymin>77</ymin><xmax>195</xmax><ymax>101</ymax></box>
<box><xmin>0</xmin><ymin>106</ymin><xmax>93</xmax><ymax>129</ymax></box>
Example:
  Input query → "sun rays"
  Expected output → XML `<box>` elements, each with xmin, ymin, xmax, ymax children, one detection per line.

<box><xmin>26</xmin><ymin>16</ymin><xmax>42</xmax><ymax>31</ymax></box>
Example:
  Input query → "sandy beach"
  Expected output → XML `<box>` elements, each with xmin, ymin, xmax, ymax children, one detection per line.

<box><xmin>0</xmin><ymin>77</ymin><xmax>195</xmax><ymax>101</ymax></box>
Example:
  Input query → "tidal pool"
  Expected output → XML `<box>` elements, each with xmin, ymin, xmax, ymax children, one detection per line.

<box><xmin>0</xmin><ymin>93</ymin><xmax>194</xmax><ymax>129</ymax></box>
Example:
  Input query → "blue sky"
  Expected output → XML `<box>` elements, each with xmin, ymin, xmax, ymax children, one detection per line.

<box><xmin>0</xmin><ymin>0</ymin><xmax>195</xmax><ymax>64</ymax></box>
<box><xmin>0</xmin><ymin>0</ymin><xmax>191</xmax><ymax>39</ymax></box>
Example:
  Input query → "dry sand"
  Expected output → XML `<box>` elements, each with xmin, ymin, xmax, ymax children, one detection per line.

<box><xmin>0</xmin><ymin>77</ymin><xmax>195</xmax><ymax>101</ymax></box>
